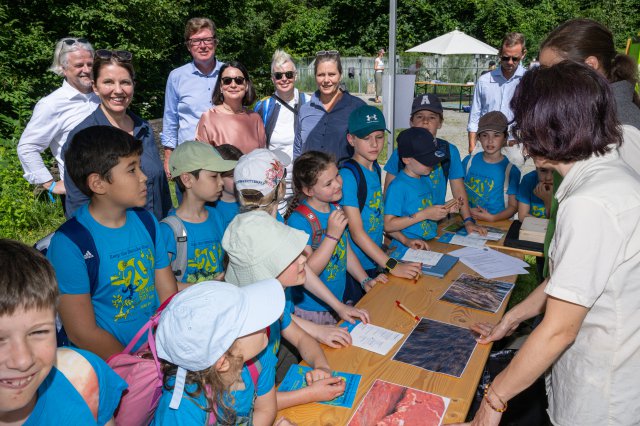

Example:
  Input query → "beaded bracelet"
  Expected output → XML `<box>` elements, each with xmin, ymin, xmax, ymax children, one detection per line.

<box><xmin>360</xmin><ymin>277</ymin><xmax>373</xmax><ymax>290</ymax></box>
<box><xmin>325</xmin><ymin>233</ymin><xmax>340</xmax><ymax>242</ymax></box>
<box><xmin>483</xmin><ymin>383</ymin><xmax>508</xmax><ymax>413</ymax></box>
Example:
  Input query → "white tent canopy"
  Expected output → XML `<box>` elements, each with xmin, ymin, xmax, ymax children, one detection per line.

<box><xmin>406</xmin><ymin>29</ymin><xmax>498</xmax><ymax>55</ymax></box>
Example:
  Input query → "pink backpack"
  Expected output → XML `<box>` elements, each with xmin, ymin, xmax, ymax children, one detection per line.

<box><xmin>107</xmin><ymin>296</ymin><xmax>174</xmax><ymax>426</ymax></box>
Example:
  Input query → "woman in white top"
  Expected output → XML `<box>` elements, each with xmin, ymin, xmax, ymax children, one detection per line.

<box><xmin>460</xmin><ymin>61</ymin><xmax>640</xmax><ymax>426</ymax></box>
<box><xmin>254</xmin><ymin>50</ymin><xmax>309</xmax><ymax>214</ymax></box>
<box><xmin>373</xmin><ymin>49</ymin><xmax>385</xmax><ymax>103</ymax></box>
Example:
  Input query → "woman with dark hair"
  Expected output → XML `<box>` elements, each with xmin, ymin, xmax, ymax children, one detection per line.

<box><xmin>63</xmin><ymin>50</ymin><xmax>171</xmax><ymax>220</ymax></box>
<box><xmin>293</xmin><ymin>51</ymin><xmax>365</xmax><ymax>165</ymax></box>
<box><xmin>459</xmin><ymin>61</ymin><xmax>640</xmax><ymax>426</ymax></box>
<box><xmin>195</xmin><ymin>60</ymin><xmax>266</xmax><ymax>153</ymax></box>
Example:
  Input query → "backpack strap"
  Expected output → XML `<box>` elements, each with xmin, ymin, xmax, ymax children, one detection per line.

<box><xmin>58</xmin><ymin>218</ymin><xmax>100</xmax><ymax>295</ymax></box>
<box><xmin>437</xmin><ymin>139</ymin><xmax>451</xmax><ymax>181</ymax></box>
<box><xmin>160</xmin><ymin>215</ymin><xmax>188</xmax><ymax>282</ymax></box>
<box><xmin>293</xmin><ymin>204</ymin><xmax>324</xmax><ymax>249</ymax></box>
<box><xmin>245</xmin><ymin>358</ymin><xmax>262</xmax><ymax>388</ymax></box>
<box><xmin>465</xmin><ymin>152</ymin><xmax>476</xmax><ymax>176</ymax></box>
<box><xmin>341</xmin><ymin>159</ymin><xmax>367</xmax><ymax>211</ymax></box>
<box><xmin>56</xmin><ymin>348</ymin><xmax>99</xmax><ymax>421</ymax></box>
<box><xmin>503</xmin><ymin>162</ymin><xmax>513</xmax><ymax>208</ymax></box>
<box><xmin>133</xmin><ymin>207</ymin><xmax>156</xmax><ymax>245</ymax></box>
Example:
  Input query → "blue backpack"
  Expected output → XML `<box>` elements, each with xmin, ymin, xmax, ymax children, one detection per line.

<box><xmin>35</xmin><ymin>208</ymin><xmax>156</xmax><ymax>346</ymax></box>
<box><xmin>340</xmin><ymin>159</ymin><xmax>381</xmax><ymax>212</ymax></box>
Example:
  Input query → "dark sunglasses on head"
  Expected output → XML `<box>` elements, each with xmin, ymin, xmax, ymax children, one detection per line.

<box><xmin>273</xmin><ymin>71</ymin><xmax>295</xmax><ymax>80</ymax></box>
<box><xmin>63</xmin><ymin>38</ymin><xmax>88</xmax><ymax>46</ymax></box>
<box><xmin>500</xmin><ymin>55</ymin><xmax>521</xmax><ymax>63</ymax></box>
<box><xmin>221</xmin><ymin>76</ymin><xmax>246</xmax><ymax>86</ymax></box>
<box><xmin>96</xmin><ymin>49</ymin><xmax>133</xmax><ymax>62</ymax></box>
<box><xmin>316</xmin><ymin>50</ymin><xmax>339</xmax><ymax>57</ymax></box>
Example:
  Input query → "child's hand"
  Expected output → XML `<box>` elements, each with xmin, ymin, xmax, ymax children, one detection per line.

<box><xmin>337</xmin><ymin>304</ymin><xmax>370</xmax><ymax>324</ymax></box>
<box><xmin>407</xmin><ymin>238</ymin><xmax>430</xmax><ymax>250</ymax></box>
<box><xmin>315</xmin><ymin>325</ymin><xmax>352</xmax><ymax>348</ymax></box>
<box><xmin>364</xmin><ymin>273</ymin><xmax>388</xmax><ymax>292</ymax></box>
<box><xmin>274</xmin><ymin>417</ymin><xmax>298</xmax><ymax>426</ymax></box>
<box><xmin>327</xmin><ymin>209</ymin><xmax>348</xmax><ymax>239</ymax></box>
<box><xmin>307</xmin><ymin>376</ymin><xmax>346</xmax><ymax>402</ymax></box>
<box><xmin>443</xmin><ymin>197</ymin><xmax>463</xmax><ymax>213</ymax></box>
<box><xmin>534</xmin><ymin>182</ymin><xmax>553</xmax><ymax>203</ymax></box>
<box><xmin>470</xmin><ymin>206</ymin><xmax>494</xmax><ymax>222</ymax></box>
<box><xmin>391</xmin><ymin>262</ymin><xmax>422</xmax><ymax>279</ymax></box>
<box><xmin>465</xmin><ymin>221</ymin><xmax>487</xmax><ymax>236</ymax></box>
<box><xmin>305</xmin><ymin>367</ymin><xmax>332</xmax><ymax>384</ymax></box>
<box><xmin>421</xmin><ymin>205</ymin><xmax>449</xmax><ymax>221</ymax></box>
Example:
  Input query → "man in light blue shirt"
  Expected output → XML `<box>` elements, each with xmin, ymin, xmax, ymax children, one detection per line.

<box><xmin>161</xmin><ymin>17</ymin><xmax>224</xmax><ymax>179</ymax></box>
<box><xmin>467</xmin><ymin>32</ymin><xmax>526</xmax><ymax>156</ymax></box>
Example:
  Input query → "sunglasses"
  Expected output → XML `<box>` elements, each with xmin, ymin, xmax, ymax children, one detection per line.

<box><xmin>273</xmin><ymin>71</ymin><xmax>295</xmax><ymax>80</ymax></box>
<box><xmin>63</xmin><ymin>38</ymin><xmax>88</xmax><ymax>46</ymax></box>
<box><xmin>500</xmin><ymin>55</ymin><xmax>521</xmax><ymax>63</ymax></box>
<box><xmin>316</xmin><ymin>50</ymin><xmax>339</xmax><ymax>57</ymax></box>
<box><xmin>188</xmin><ymin>37</ymin><xmax>217</xmax><ymax>47</ymax></box>
<box><xmin>96</xmin><ymin>49</ymin><xmax>133</xmax><ymax>62</ymax></box>
<box><xmin>221</xmin><ymin>76</ymin><xmax>246</xmax><ymax>86</ymax></box>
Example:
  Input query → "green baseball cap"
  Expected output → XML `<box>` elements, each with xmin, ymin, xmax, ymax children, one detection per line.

<box><xmin>169</xmin><ymin>141</ymin><xmax>237</xmax><ymax>176</ymax></box>
<box><xmin>348</xmin><ymin>105</ymin><xmax>389</xmax><ymax>138</ymax></box>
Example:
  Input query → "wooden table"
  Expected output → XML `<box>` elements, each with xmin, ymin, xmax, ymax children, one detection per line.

<box><xmin>277</xmin><ymin>238</ymin><xmax>517</xmax><ymax>425</ymax></box>
<box><xmin>415</xmin><ymin>81</ymin><xmax>475</xmax><ymax>111</ymax></box>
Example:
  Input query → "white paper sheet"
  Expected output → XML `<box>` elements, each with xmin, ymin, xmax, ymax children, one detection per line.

<box><xmin>349</xmin><ymin>323</ymin><xmax>405</xmax><ymax>356</ymax></box>
<box><xmin>448</xmin><ymin>247</ymin><xmax>528</xmax><ymax>278</ymax></box>
<box><xmin>401</xmin><ymin>248</ymin><xmax>444</xmax><ymax>266</ymax></box>
<box><xmin>446</xmin><ymin>234</ymin><xmax>487</xmax><ymax>248</ymax></box>
<box><xmin>466</xmin><ymin>230</ymin><xmax>504</xmax><ymax>241</ymax></box>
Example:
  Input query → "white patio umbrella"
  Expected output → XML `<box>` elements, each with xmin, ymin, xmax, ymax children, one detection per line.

<box><xmin>406</xmin><ymin>29</ymin><xmax>498</xmax><ymax>55</ymax></box>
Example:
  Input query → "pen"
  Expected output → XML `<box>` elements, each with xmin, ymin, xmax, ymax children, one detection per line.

<box><xmin>413</xmin><ymin>263</ymin><xmax>422</xmax><ymax>284</ymax></box>
<box><xmin>395</xmin><ymin>300</ymin><xmax>420</xmax><ymax>322</ymax></box>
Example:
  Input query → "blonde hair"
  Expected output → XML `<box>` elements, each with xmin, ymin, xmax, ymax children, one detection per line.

<box><xmin>161</xmin><ymin>343</ymin><xmax>244</xmax><ymax>423</ymax></box>
<box><xmin>271</xmin><ymin>49</ymin><xmax>296</xmax><ymax>74</ymax></box>
<box><xmin>238</xmin><ymin>180</ymin><xmax>285</xmax><ymax>216</ymax></box>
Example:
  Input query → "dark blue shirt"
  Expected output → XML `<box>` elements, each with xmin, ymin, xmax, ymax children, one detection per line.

<box><xmin>63</xmin><ymin>107</ymin><xmax>172</xmax><ymax>220</ymax></box>
<box><xmin>293</xmin><ymin>90</ymin><xmax>365</xmax><ymax>164</ymax></box>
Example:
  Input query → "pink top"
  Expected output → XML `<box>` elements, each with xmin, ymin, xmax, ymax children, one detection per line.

<box><xmin>195</xmin><ymin>107</ymin><xmax>266</xmax><ymax>154</ymax></box>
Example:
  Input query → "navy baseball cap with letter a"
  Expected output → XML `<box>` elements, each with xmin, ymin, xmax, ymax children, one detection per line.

<box><xmin>411</xmin><ymin>93</ymin><xmax>443</xmax><ymax>116</ymax></box>
<box><xmin>397</xmin><ymin>127</ymin><xmax>448</xmax><ymax>167</ymax></box>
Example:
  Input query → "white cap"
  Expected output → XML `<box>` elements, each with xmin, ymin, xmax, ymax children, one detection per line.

<box><xmin>234</xmin><ymin>149</ymin><xmax>290</xmax><ymax>197</ymax></box>
<box><xmin>155</xmin><ymin>279</ymin><xmax>285</xmax><ymax>409</ymax></box>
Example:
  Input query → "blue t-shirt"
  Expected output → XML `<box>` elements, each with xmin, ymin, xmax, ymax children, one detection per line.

<box><xmin>384</xmin><ymin>170</ymin><xmax>438</xmax><ymax>258</ymax></box>
<box><xmin>461</xmin><ymin>154</ymin><xmax>521</xmax><ymax>215</ymax></box>
<box><xmin>287</xmin><ymin>201</ymin><xmax>348</xmax><ymax>311</ymax></box>
<box><xmin>152</xmin><ymin>350</ymin><xmax>277</xmax><ymax>426</ymax></box>
<box><xmin>517</xmin><ymin>170</ymin><xmax>547</xmax><ymax>218</ymax></box>
<box><xmin>215</xmin><ymin>200</ymin><xmax>240</xmax><ymax>229</ymax></box>
<box><xmin>339</xmin><ymin>161</ymin><xmax>384</xmax><ymax>270</ymax></box>
<box><xmin>47</xmin><ymin>205</ymin><xmax>170</xmax><ymax>348</ymax></box>
<box><xmin>384</xmin><ymin>139</ymin><xmax>465</xmax><ymax>205</ymax></box>
<box><xmin>267</xmin><ymin>298</ymin><xmax>294</xmax><ymax>357</ymax></box>
<box><xmin>24</xmin><ymin>348</ymin><xmax>127</xmax><ymax>426</ymax></box>
<box><xmin>160</xmin><ymin>206</ymin><xmax>226</xmax><ymax>284</ymax></box>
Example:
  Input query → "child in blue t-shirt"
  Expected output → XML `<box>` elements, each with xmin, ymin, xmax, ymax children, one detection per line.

<box><xmin>214</xmin><ymin>144</ymin><xmax>243</xmax><ymax>228</ymax></box>
<box><xmin>462</xmin><ymin>111</ymin><xmax>521</xmax><ymax>222</ymax></box>
<box><xmin>152</xmin><ymin>279</ymin><xmax>286</xmax><ymax>426</ymax></box>
<box><xmin>286</xmin><ymin>151</ymin><xmax>387</xmax><ymax>325</ymax></box>
<box><xmin>340</xmin><ymin>105</ymin><xmax>422</xmax><ymax>303</ymax></box>
<box><xmin>161</xmin><ymin>141</ymin><xmax>237</xmax><ymax>288</ymax></box>
<box><xmin>0</xmin><ymin>239</ymin><xmax>126</xmax><ymax>425</ymax></box>
<box><xmin>517</xmin><ymin>162</ymin><xmax>553</xmax><ymax>220</ymax></box>
<box><xmin>384</xmin><ymin>94</ymin><xmax>485</xmax><ymax>234</ymax></box>
<box><xmin>223</xmin><ymin>211</ymin><xmax>346</xmax><ymax>410</ymax></box>
<box><xmin>47</xmin><ymin>126</ymin><xmax>177</xmax><ymax>359</ymax></box>
<box><xmin>384</xmin><ymin>128</ymin><xmax>458</xmax><ymax>258</ymax></box>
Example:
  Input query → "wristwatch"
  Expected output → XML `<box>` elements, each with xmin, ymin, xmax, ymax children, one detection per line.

<box><xmin>385</xmin><ymin>257</ymin><xmax>398</xmax><ymax>273</ymax></box>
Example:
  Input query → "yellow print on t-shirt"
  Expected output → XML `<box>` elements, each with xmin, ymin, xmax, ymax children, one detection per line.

<box><xmin>185</xmin><ymin>244</ymin><xmax>224</xmax><ymax>283</ymax></box>
<box><xmin>110</xmin><ymin>248</ymin><xmax>155</xmax><ymax>321</ymax></box>
<box><xmin>366</xmin><ymin>189</ymin><xmax>383</xmax><ymax>233</ymax></box>
<box><xmin>429</xmin><ymin>164</ymin><xmax>443</xmax><ymax>189</ymax></box>
<box><xmin>531</xmin><ymin>204</ymin><xmax>546</xmax><ymax>218</ymax></box>
<box><xmin>466</xmin><ymin>176</ymin><xmax>494</xmax><ymax>209</ymax></box>
<box><xmin>326</xmin><ymin>235</ymin><xmax>347</xmax><ymax>281</ymax></box>
<box><xmin>418</xmin><ymin>198</ymin><xmax>436</xmax><ymax>238</ymax></box>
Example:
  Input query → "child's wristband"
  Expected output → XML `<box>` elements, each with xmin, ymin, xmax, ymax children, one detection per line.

<box><xmin>325</xmin><ymin>233</ymin><xmax>340</xmax><ymax>242</ymax></box>
<box><xmin>463</xmin><ymin>216</ymin><xmax>476</xmax><ymax>224</ymax></box>
<box><xmin>360</xmin><ymin>277</ymin><xmax>373</xmax><ymax>289</ymax></box>
<box><xmin>47</xmin><ymin>181</ymin><xmax>57</xmax><ymax>203</ymax></box>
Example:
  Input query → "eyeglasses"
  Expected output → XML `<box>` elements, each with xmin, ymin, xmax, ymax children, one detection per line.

<box><xmin>221</xmin><ymin>76</ymin><xmax>246</xmax><ymax>86</ymax></box>
<box><xmin>95</xmin><ymin>49</ymin><xmax>133</xmax><ymax>62</ymax></box>
<box><xmin>188</xmin><ymin>37</ymin><xmax>217</xmax><ymax>47</ymax></box>
<box><xmin>500</xmin><ymin>55</ymin><xmax>521</xmax><ymax>63</ymax></box>
<box><xmin>273</xmin><ymin>71</ymin><xmax>295</xmax><ymax>80</ymax></box>
<box><xmin>316</xmin><ymin>50</ymin><xmax>339</xmax><ymax>57</ymax></box>
<box><xmin>62</xmin><ymin>38</ymin><xmax>88</xmax><ymax>46</ymax></box>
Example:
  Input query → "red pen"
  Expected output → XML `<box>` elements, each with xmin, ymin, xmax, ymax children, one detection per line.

<box><xmin>395</xmin><ymin>300</ymin><xmax>420</xmax><ymax>322</ymax></box>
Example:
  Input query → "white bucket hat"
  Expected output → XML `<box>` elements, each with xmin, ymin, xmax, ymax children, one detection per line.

<box><xmin>222</xmin><ymin>210</ymin><xmax>308</xmax><ymax>286</ymax></box>
<box><xmin>155</xmin><ymin>279</ymin><xmax>285</xmax><ymax>409</ymax></box>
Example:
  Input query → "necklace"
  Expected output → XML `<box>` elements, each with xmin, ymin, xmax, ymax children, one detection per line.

<box><xmin>222</xmin><ymin>104</ymin><xmax>244</xmax><ymax>114</ymax></box>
